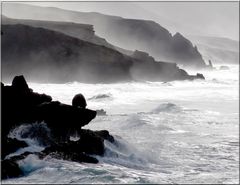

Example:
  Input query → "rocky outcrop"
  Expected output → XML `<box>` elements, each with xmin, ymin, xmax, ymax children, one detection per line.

<box><xmin>1</xmin><ymin>76</ymin><xmax>114</xmax><ymax>179</ymax></box>
<box><xmin>2</xmin><ymin>24</ymin><xmax>204</xmax><ymax>83</ymax></box>
<box><xmin>1</xmin><ymin>138</ymin><xmax>28</xmax><ymax>159</ymax></box>
<box><xmin>1</xmin><ymin>159</ymin><xmax>23</xmax><ymax>179</ymax></box>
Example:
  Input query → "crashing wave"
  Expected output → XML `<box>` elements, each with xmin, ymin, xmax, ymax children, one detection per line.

<box><xmin>8</xmin><ymin>122</ymin><xmax>53</xmax><ymax>147</ymax></box>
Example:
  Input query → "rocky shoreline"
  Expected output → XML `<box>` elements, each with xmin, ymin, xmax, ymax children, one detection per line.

<box><xmin>1</xmin><ymin>75</ymin><xmax>114</xmax><ymax>179</ymax></box>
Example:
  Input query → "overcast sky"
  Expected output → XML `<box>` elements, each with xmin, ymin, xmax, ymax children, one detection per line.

<box><xmin>12</xmin><ymin>2</ymin><xmax>240</xmax><ymax>40</ymax></box>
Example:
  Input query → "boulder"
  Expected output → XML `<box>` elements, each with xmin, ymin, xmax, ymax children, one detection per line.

<box><xmin>72</xmin><ymin>93</ymin><xmax>87</xmax><ymax>108</ymax></box>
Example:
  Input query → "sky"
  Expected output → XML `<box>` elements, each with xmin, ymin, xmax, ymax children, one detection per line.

<box><xmin>6</xmin><ymin>1</ymin><xmax>240</xmax><ymax>40</ymax></box>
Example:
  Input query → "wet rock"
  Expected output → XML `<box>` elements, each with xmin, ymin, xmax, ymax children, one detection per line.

<box><xmin>41</xmin><ymin>129</ymin><xmax>114</xmax><ymax>159</ymax></box>
<box><xmin>1</xmin><ymin>159</ymin><xmax>23</xmax><ymax>179</ymax></box>
<box><xmin>94</xmin><ymin>130</ymin><xmax>115</xmax><ymax>143</ymax></box>
<box><xmin>2</xmin><ymin>75</ymin><xmax>114</xmax><ymax>169</ymax></box>
<box><xmin>41</xmin><ymin>144</ymin><xmax>98</xmax><ymax>164</ymax></box>
<box><xmin>1</xmin><ymin>138</ymin><xmax>28</xmax><ymax>159</ymax></box>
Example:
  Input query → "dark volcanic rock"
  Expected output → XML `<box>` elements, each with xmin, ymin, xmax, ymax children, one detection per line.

<box><xmin>1</xmin><ymin>76</ymin><xmax>52</xmax><ymax>138</ymax></box>
<box><xmin>41</xmin><ymin>144</ymin><xmax>99</xmax><ymax>164</ymax></box>
<box><xmin>2</xmin><ymin>75</ymin><xmax>96</xmax><ymax>141</ymax></box>
<box><xmin>1</xmin><ymin>138</ymin><xmax>28</xmax><ymax>159</ymax></box>
<box><xmin>1</xmin><ymin>159</ymin><xmax>23</xmax><ymax>179</ymax></box>
<box><xmin>94</xmin><ymin>130</ymin><xmax>115</xmax><ymax>143</ymax></box>
<box><xmin>1</xmin><ymin>76</ymin><xmax>114</xmax><ymax>172</ymax></box>
<box><xmin>34</xmin><ymin>101</ymin><xmax>96</xmax><ymax>140</ymax></box>
<box><xmin>40</xmin><ymin>129</ymin><xmax>114</xmax><ymax>163</ymax></box>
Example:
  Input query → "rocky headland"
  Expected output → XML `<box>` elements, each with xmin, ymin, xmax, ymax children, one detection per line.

<box><xmin>1</xmin><ymin>75</ymin><xmax>114</xmax><ymax>179</ymax></box>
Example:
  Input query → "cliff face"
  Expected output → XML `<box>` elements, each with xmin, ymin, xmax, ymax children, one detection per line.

<box><xmin>187</xmin><ymin>35</ymin><xmax>239</xmax><ymax>64</ymax></box>
<box><xmin>1</xmin><ymin>24</ymin><xmax>132</xmax><ymax>83</ymax></box>
<box><xmin>2</xmin><ymin>16</ymin><xmax>133</xmax><ymax>57</ymax></box>
<box><xmin>1</xmin><ymin>24</ymin><xmax>203</xmax><ymax>83</ymax></box>
<box><xmin>2</xmin><ymin>3</ymin><xmax>206</xmax><ymax>68</ymax></box>
<box><xmin>2</xmin><ymin>16</ymin><xmax>115</xmax><ymax>51</ymax></box>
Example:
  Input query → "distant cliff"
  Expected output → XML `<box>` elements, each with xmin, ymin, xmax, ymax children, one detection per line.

<box><xmin>1</xmin><ymin>24</ymin><xmax>203</xmax><ymax>83</ymax></box>
<box><xmin>187</xmin><ymin>35</ymin><xmax>239</xmax><ymax>64</ymax></box>
<box><xmin>2</xmin><ymin>3</ymin><xmax>206</xmax><ymax>68</ymax></box>
<box><xmin>2</xmin><ymin>16</ymin><xmax>131</xmax><ymax>54</ymax></box>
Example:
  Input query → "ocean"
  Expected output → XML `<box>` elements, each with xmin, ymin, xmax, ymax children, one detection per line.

<box><xmin>3</xmin><ymin>64</ymin><xmax>239</xmax><ymax>184</ymax></box>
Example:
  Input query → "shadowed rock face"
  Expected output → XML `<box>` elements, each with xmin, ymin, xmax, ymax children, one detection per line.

<box><xmin>2</xmin><ymin>3</ymin><xmax>206</xmax><ymax>68</ymax></box>
<box><xmin>1</xmin><ymin>24</ymin><xmax>204</xmax><ymax>83</ymax></box>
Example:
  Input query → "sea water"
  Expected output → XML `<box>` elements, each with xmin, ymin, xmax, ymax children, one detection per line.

<box><xmin>3</xmin><ymin>65</ymin><xmax>239</xmax><ymax>184</ymax></box>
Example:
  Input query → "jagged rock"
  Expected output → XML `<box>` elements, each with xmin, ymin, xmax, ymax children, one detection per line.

<box><xmin>34</xmin><ymin>102</ymin><xmax>96</xmax><ymax>140</ymax></box>
<box><xmin>1</xmin><ymin>76</ymin><xmax>114</xmax><ymax>174</ymax></box>
<box><xmin>1</xmin><ymin>138</ymin><xmax>28</xmax><ymax>159</ymax></box>
<box><xmin>49</xmin><ymin>129</ymin><xmax>113</xmax><ymax>156</ymax></box>
<box><xmin>1</xmin><ymin>159</ymin><xmax>23</xmax><ymax>179</ymax></box>
<box><xmin>2</xmin><ymin>75</ymin><xmax>52</xmax><ymax>138</ymax></box>
<box><xmin>72</xmin><ymin>93</ymin><xmax>87</xmax><ymax>108</ymax></box>
<box><xmin>40</xmin><ymin>129</ymin><xmax>114</xmax><ymax>163</ymax></box>
<box><xmin>12</xmin><ymin>75</ymin><xmax>29</xmax><ymax>91</ymax></box>
<box><xmin>2</xmin><ymin>76</ymin><xmax>96</xmax><ymax>141</ymax></box>
<box><xmin>41</xmin><ymin>144</ymin><xmax>99</xmax><ymax>164</ymax></box>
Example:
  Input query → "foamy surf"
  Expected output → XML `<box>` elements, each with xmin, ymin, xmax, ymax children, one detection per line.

<box><xmin>2</xmin><ymin>64</ymin><xmax>239</xmax><ymax>184</ymax></box>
